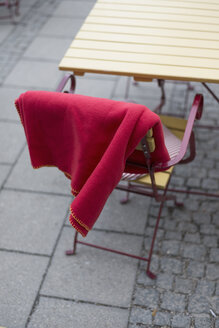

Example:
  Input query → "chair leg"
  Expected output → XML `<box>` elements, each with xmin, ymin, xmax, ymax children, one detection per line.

<box><xmin>120</xmin><ymin>182</ymin><xmax>131</xmax><ymax>204</ymax></box>
<box><xmin>66</xmin><ymin>231</ymin><xmax>78</xmax><ymax>255</ymax></box>
<box><xmin>146</xmin><ymin>197</ymin><xmax>165</xmax><ymax>279</ymax></box>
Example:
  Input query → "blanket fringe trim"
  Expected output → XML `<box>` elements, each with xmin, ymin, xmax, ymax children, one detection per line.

<box><xmin>69</xmin><ymin>216</ymin><xmax>87</xmax><ymax>237</ymax></box>
<box><xmin>70</xmin><ymin>207</ymin><xmax>90</xmax><ymax>232</ymax></box>
<box><xmin>15</xmin><ymin>100</ymin><xmax>24</xmax><ymax>126</ymax></box>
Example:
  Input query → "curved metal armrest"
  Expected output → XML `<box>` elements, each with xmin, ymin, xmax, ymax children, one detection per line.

<box><xmin>56</xmin><ymin>73</ymin><xmax>76</xmax><ymax>93</ymax></box>
<box><xmin>156</xmin><ymin>93</ymin><xmax>204</xmax><ymax>170</ymax></box>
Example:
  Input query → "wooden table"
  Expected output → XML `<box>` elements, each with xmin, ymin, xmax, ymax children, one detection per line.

<box><xmin>59</xmin><ymin>0</ymin><xmax>219</xmax><ymax>86</ymax></box>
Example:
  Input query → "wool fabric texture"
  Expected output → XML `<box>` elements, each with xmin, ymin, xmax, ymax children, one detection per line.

<box><xmin>15</xmin><ymin>91</ymin><xmax>170</xmax><ymax>237</ymax></box>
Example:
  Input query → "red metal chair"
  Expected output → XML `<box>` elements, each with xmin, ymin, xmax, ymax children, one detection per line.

<box><xmin>56</xmin><ymin>74</ymin><xmax>204</xmax><ymax>279</ymax></box>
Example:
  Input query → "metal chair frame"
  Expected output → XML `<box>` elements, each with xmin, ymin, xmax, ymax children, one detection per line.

<box><xmin>56</xmin><ymin>73</ymin><xmax>218</xmax><ymax>279</ymax></box>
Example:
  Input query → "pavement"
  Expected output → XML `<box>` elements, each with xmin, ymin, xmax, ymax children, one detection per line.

<box><xmin>0</xmin><ymin>0</ymin><xmax>219</xmax><ymax>327</ymax></box>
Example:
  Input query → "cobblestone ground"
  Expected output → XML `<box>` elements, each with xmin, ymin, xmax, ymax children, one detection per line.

<box><xmin>0</xmin><ymin>1</ymin><xmax>218</xmax><ymax>328</ymax></box>
<box><xmin>128</xmin><ymin>83</ymin><xmax>219</xmax><ymax>328</ymax></box>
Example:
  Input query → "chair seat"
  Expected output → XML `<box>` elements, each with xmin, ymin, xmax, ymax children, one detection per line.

<box><xmin>121</xmin><ymin>115</ymin><xmax>187</xmax><ymax>189</ymax></box>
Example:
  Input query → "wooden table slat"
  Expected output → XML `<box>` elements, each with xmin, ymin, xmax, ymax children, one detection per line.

<box><xmin>90</xmin><ymin>9</ymin><xmax>219</xmax><ymax>27</ymax></box>
<box><xmin>70</xmin><ymin>39</ymin><xmax>219</xmax><ymax>59</ymax></box>
<box><xmin>98</xmin><ymin>0</ymin><xmax>219</xmax><ymax>10</ymax></box>
<box><xmin>65</xmin><ymin>48</ymin><xmax>219</xmax><ymax>70</ymax></box>
<box><xmin>86</xmin><ymin>15</ymin><xmax>219</xmax><ymax>33</ymax></box>
<box><xmin>59</xmin><ymin>57</ymin><xmax>219</xmax><ymax>83</ymax></box>
<box><xmin>95</xmin><ymin>2</ymin><xmax>219</xmax><ymax>16</ymax></box>
<box><xmin>82</xmin><ymin>23</ymin><xmax>219</xmax><ymax>41</ymax></box>
<box><xmin>76</xmin><ymin>31</ymin><xmax>219</xmax><ymax>50</ymax></box>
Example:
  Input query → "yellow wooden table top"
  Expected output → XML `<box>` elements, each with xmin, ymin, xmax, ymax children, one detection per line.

<box><xmin>59</xmin><ymin>0</ymin><xmax>219</xmax><ymax>83</ymax></box>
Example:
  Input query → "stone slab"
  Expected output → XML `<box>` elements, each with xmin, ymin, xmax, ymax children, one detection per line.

<box><xmin>0</xmin><ymin>190</ymin><xmax>71</xmax><ymax>255</ymax></box>
<box><xmin>6</xmin><ymin>147</ymin><xmax>71</xmax><ymax>195</ymax></box>
<box><xmin>0</xmin><ymin>251</ymin><xmax>48</xmax><ymax>328</ymax></box>
<box><xmin>93</xmin><ymin>189</ymin><xmax>150</xmax><ymax>234</ymax></box>
<box><xmin>53</xmin><ymin>1</ymin><xmax>95</xmax><ymax>18</ymax></box>
<box><xmin>0</xmin><ymin>122</ymin><xmax>25</xmax><ymax>164</ymax></box>
<box><xmin>41</xmin><ymin>227</ymin><xmax>142</xmax><ymax>308</ymax></box>
<box><xmin>0</xmin><ymin>86</ymin><xmax>26</xmax><ymax>121</ymax></box>
<box><xmin>4</xmin><ymin>59</ymin><xmax>63</xmax><ymax>90</ymax></box>
<box><xmin>0</xmin><ymin>165</ymin><xmax>10</xmax><ymax>188</ymax></box>
<box><xmin>74</xmin><ymin>76</ymin><xmax>117</xmax><ymax>99</ymax></box>
<box><xmin>28</xmin><ymin>296</ymin><xmax>128</xmax><ymax>328</ymax></box>
<box><xmin>0</xmin><ymin>24</ymin><xmax>13</xmax><ymax>45</ymax></box>
<box><xmin>23</xmin><ymin>36</ymin><xmax>72</xmax><ymax>62</ymax></box>
<box><xmin>39</xmin><ymin>17</ymin><xmax>84</xmax><ymax>38</ymax></box>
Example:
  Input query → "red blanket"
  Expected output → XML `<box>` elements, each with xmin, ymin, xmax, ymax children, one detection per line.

<box><xmin>15</xmin><ymin>91</ymin><xmax>170</xmax><ymax>237</ymax></box>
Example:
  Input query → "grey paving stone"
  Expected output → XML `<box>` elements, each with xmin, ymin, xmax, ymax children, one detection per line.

<box><xmin>200</xmin><ymin>224</ymin><xmax>217</xmax><ymax>235</ymax></box>
<box><xmin>212</xmin><ymin>213</ymin><xmax>219</xmax><ymax>225</ymax></box>
<box><xmin>4</xmin><ymin>59</ymin><xmax>63</xmax><ymax>90</ymax></box>
<box><xmin>193</xmin><ymin>211</ymin><xmax>211</xmax><ymax>225</ymax></box>
<box><xmin>182</xmin><ymin>244</ymin><xmax>206</xmax><ymax>261</ymax></box>
<box><xmin>153</xmin><ymin>311</ymin><xmax>171</xmax><ymax>326</ymax></box>
<box><xmin>39</xmin><ymin>16</ymin><xmax>84</xmax><ymax>38</ymax></box>
<box><xmin>184</xmin><ymin>233</ymin><xmax>201</xmax><ymax>244</ymax></box>
<box><xmin>160</xmin><ymin>257</ymin><xmax>183</xmax><ymax>275</ymax></box>
<box><xmin>0</xmin><ymin>122</ymin><xmax>25</xmax><ymax>163</ymax></box>
<box><xmin>20</xmin><ymin>0</ymin><xmax>38</xmax><ymax>6</ymax></box>
<box><xmin>41</xmin><ymin>227</ymin><xmax>142</xmax><ymax>307</ymax></box>
<box><xmin>23</xmin><ymin>36</ymin><xmax>72</xmax><ymax>62</ymax></box>
<box><xmin>75</xmin><ymin>76</ymin><xmax>117</xmax><ymax>99</ymax></box>
<box><xmin>184</xmin><ymin>198</ymin><xmax>199</xmax><ymax>211</ymax></box>
<box><xmin>6</xmin><ymin>147</ymin><xmax>71</xmax><ymax>194</ymax></box>
<box><xmin>156</xmin><ymin>273</ymin><xmax>174</xmax><ymax>290</ymax></box>
<box><xmin>170</xmin><ymin>176</ymin><xmax>184</xmax><ymax>187</ymax></box>
<box><xmin>162</xmin><ymin>240</ymin><xmax>180</xmax><ymax>256</ymax></box>
<box><xmin>187</xmin><ymin>261</ymin><xmax>205</xmax><ymax>279</ymax></box>
<box><xmin>216</xmin><ymin>319</ymin><xmax>219</xmax><ymax>328</ymax></box>
<box><xmin>193</xmin><ymin>314</ymin><xmax>212</xmax><ymax>328</ymax></box>
<box><xmin>129</xmin><ymin>306</ymin><xmax>152</xmax><ymax>325</ymax></box>
<box><xmin>172</xmin><ymin>208</ymin><xmax>192</xmax><ymax>222</ymax></box>
<box><xmin>0</xmin><ymin>24</ymin><xmax>14</xmax><ymax>44</ymax></box>
<box><xmin>175</xmin><ymin>277</ymin><xmax>194</xmax><ymax>294</ymax></box>
<box><xmin>0</xmin><ymin>251</ymin><xmax>48</xmax><ymax>328</ymax></box>
<box><xmin>163</xmin><ymin>219</ymin><xmax>177</xmax><ymax>231</ymax></box>
<box><xmin>216</xmin><ymin>283</ymin><xmax>219</xmax><ymax>296</ymax></box>
<box><xmin>202</xmin><ymin>178</ymin><xmax>219</xmax><ymax>190</ymax></box>
<box><xmin>209</xmin><ymin>168</ymin><xmax>219</xmax><ymax>179</ymax></box>
<box><xmin>165</xmin><ymin>230</ymin><xmax>183</xmax><ymax>241</ymax></box>
<box><xmin>28</xmin><ymin>296</ymin><xmax>128</xmax><ymax>328</ymax></box>
<box><xmin>94</xmin><ymin>189</ymin><xmax>150</xmax><ymax>234</ymax></box>
<box><xmin>200</xmin><ymin>200</ymin><xmax>219</xmax><ymax>214</ymax></box>
<box><xmin>187</xmin><ymin>177</ymin><xmax>201</xmax><ymax>188</ymax></box>
<box><xmin>191</xmin><ymin>167</ymin><xmax>207</xmax><ymax>179</ymax></box>
<box><xmin>53</xmin><ymin>0</ymin><xmax>95</xmax><ymax>18</ymax></box>
<box><xmin>210</xmin><ymin>248</ymin><xmax>219</xmax><ymax>263</ymax></box>
<box><xmin>161</xmin><ymin>292</ymin><xmax>186</xmax><ymax>312</ymax></box>
<box><xmin>172</xmin><ymin>314</ymin><xmax>191</xmax><ymax>328</ymax></box>
<box><xmin>136</xmin><ymin>270</ymin><xmax>155</xmax><ymax>287</ymax></box>
<box><xmin>0</xmin><ymin>190</ymin><xmax>71</xmax><ymax>254</ymax></box>
<box><xmin>178</xmin><ymin>222</ymin><xmax>197</xmax><ymax>233</ymax></box>
<box><xmin>188</xmin><ymin>294</ymin><xmax>210</xmax><ymax>313</ymax></box>
<box><xmin>0</xmin><ymin>86</ymin><xmax>27</xmax><ymax>121</ymax></box>
<box><xmin>203</xmin><ymin>235</ymin><xmax>218</xmax><ymax>247</ymax></box>
<box><xmin>0</xmin><ymin>164</ymin><xmax>10</xmax><ymax>188</ymax></box>
<box><xmin>133</xmin><ymin>287</ymin><xmax>159</xmax><ymax>309</ymax></box>
<box><xmin>195</xmin><ymin>280</ymin><xmax>215</xmax><ymax>296</ymax></box>
<box><xmin>206</xmin><ymin>264</ymin><xmax>219</xmax><ymax>280</ymax></box>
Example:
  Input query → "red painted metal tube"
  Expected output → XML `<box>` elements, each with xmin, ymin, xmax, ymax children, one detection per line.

<box><xmin>77</xmin><ymin>240</ymin><xmax>148</xmax><ymax>262</ymax></box>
